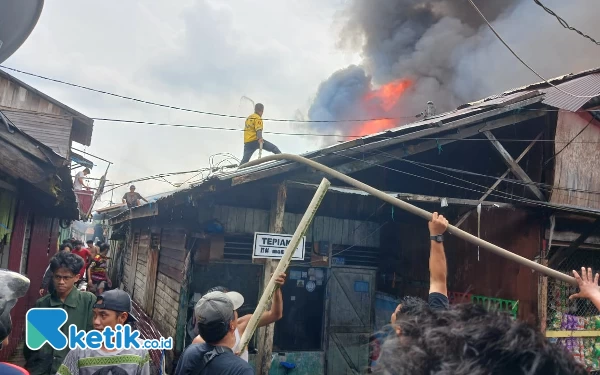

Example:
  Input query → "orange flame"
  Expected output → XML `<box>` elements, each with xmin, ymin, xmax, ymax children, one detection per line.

<box><xmin>364</xmin><ymin>79</ymin><xmax>412</xmax><ymax>112</ymax></box>
<box><xmin>358</xmin><ymin>79</ymin><xmax>412</xmax><ymax>136</ymax></box>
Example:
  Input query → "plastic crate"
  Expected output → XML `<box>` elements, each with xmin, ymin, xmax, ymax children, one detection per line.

<box><xmin>471</xmin><ymin>295</ymin><xmax>518</xmax><ymax>318</ymax></box>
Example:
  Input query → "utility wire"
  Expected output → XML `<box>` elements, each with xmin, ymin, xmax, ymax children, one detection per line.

<box><xmin>543</xmin><ymin>116</ymin><xmax>595</xmax><ymax>166</ymax></box>
<box><xmin>533</xmin><ymin>0</ymin><xmax>600</xmax><ymax>46</ymax></box>
<box><xmin>467</xmin><ymin>0</ymin><xmax>600</xmax><ymax>99</ymax></box>
<box><xmin>0</xmin><ymin>65</ymin><xmax>415</xmax><ymax>123</ymax></box>
<box><xmin>331</xmin><ymin>151</ymin><xmax>600</xmax><ymax>214</ymax></box>
<box><xmin>92</xmin><ymin>117</ymin><xmax>600</xmax><ymax>143</ymax></box>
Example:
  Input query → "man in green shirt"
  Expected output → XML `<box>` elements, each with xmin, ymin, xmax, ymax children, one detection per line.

<box><xmin>24</xmin><ymin>252</ymin><xmax>96</xmax><ymax>375</ymax></box>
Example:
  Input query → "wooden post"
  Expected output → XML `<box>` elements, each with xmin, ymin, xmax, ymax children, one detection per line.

<box><xmin>240</xmin><ymin>178</ymin><xmax>331</xmax><ymax>368</ymax></box>
<box><xmin>255</xmin><ymin>182</ymin><xmax>287</xmax><ymax>374</ymax></box>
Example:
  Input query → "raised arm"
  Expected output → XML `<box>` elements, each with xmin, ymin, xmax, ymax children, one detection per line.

<box><xmin>570</xmin><ymin>267</ymin><xmax>600</xmax><ymax>311</ymax></box>
<box><xmin>238</xmin><ymin>273</ymin><xmax>286</xmax><ymax>334</ymax></box>
<box><xmin>428</xmin><ymin>212</ymin><xmax>448</xmax><ymax>297</ymax></box>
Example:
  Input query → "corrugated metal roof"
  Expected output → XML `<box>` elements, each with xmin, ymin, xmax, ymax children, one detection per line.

<box><xmin>541</xmin><ymin>73</ymin><xmax>600</xmax><ymax>111</ymax></box>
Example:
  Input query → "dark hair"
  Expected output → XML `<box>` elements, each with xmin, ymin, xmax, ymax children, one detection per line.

<box><xmin>99</xmin><ymin>244</ymin><xmax>110</xmax><ymax>253</ymax></box>
<box><xmin>49</xmin><ymin>252</ymin><xmax>84</xmax><ymax>275</ymax></box>
<box><xmin>197</xmin><ymin>319</ymin><xmax>231</xmax><ymax>343</ymax></box>
<box><xmin>86</xmin><ymin>240</ymin><xmax>93</xmax><ymax>244</ymax></box>
<box><xmin>255</xmin><ymin>103</ymin><xmax>264</xmax><ymax>113</ymax></box>
<box><xmin>95</xmin><ymin>241</ymin><xmax>104</xmax><ymax>247</ymax></box>
<box><xmin>396</xmin><ymin>296</ymin><xmax>429</xmax><ymax>318</ymax></box>
<box><xmin>83</xmin><ymin>168</ymin><xmax>91</xmax><ymax>173</ymax></box>
<box><xmin>62</xmin><ymin>239</ymin><xmax>71</xmax><ymax>245</ymax></box>
<box><xmin>206</xmin><ymin>286</ymin><xmax>229</xmax><ymax>294</ymax></box>
<box><xmin>379</xmin><ymin>303</ymin><xmax>586</xmax><ymax>375</ymax></box>
<box><xmin>59</xmin><ymin>244</ymin><xmax>72</xmax><ymax>252</ymax></box>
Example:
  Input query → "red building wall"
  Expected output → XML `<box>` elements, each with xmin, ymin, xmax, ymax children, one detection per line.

<box><xmin>0</xmin><ymin>201</ymin><xmax>59</xmax><ymax>361</ymax></box>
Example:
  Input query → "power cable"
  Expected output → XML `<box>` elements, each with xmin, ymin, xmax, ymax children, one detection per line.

<box><xmin>467</xmin><ymin>0</ymin><xmax>600</xmax><ymax>99</ymax></box>
<box><xmin>0</xmin><ymin>65</ymin><xmax>415</xmax><ymax>123</ymax></box>
<box><xmin>543</xmin><ymin>116</ymin><xmax>595</xmax><ymax>166</ymax></box>
<box><xmin>533</xmin><ymin>0</ymin><xmax>600</xmax><ymax>46</ymax></box>
<box><xmin>375</xmin><ymin>150</ymin><xmax>600</xmax><ymax>197</ymax></box>
<box><xmin>331</xmin><ymin>151</ymin><xmax>600</xmax><ymax>214</ymax></box>
<box><xmin>92</xmin><ymin>117</ymin><xmax>600</xmax><ymax>143</ymax></box>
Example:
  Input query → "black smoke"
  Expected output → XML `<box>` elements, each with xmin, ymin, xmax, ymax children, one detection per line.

<box><xmin>308</xmin><ymin>0</ymin><xmax>600</xmax><ymax>136</ymax></box>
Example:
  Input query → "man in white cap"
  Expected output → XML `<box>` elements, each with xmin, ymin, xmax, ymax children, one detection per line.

<box><xmin>191</xmin><ymin>273</ymin><xmax>286</xmax><ymax>362</ymax></box>
<box><xmin>175</xmin><ymin>292</ymin><xmax>253</xmax><ymax>375</ymax></box>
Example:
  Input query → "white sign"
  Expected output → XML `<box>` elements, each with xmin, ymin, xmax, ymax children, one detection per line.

<box><xmin>252</xmin><ymin>232</ymin><xmax>305</xmax><ymax>260</ymax></box>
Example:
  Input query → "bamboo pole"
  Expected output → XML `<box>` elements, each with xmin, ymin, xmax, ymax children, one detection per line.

<box><xmin>240</xmin><ymin>154</ymin><xmax>577</xmax><ymax>285</ymax></box>
<box><xmin>238</xmin><ymin>178</ymin><xmax>331</xmax><ymax>354</ymax></box>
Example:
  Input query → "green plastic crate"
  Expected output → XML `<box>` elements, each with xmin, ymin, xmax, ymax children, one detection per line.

<box><xmin>471</xmin><ymin>295</ymin><xmax>519</xmax><ymax>318</ymax></box>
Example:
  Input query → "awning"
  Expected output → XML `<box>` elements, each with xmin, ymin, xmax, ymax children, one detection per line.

<box><xmin>70</xmin><ymin>152</ymin><xmax>94</xmax><ymax>168</ymax></box>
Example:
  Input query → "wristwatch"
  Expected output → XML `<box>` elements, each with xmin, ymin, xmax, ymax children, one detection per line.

<box><xmin>430</xmin><ymin>234</ymin><xmax>444</xmax><ymax>243</ymax></box>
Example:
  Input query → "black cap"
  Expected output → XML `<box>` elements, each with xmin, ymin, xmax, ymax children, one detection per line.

<box><xmin>94</xmin><ymin>290</ymin><xmax>136</xmax><ymax>322</ymax></box>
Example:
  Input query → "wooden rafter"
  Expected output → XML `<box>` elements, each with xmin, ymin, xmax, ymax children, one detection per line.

<box><xmin>455</xmin><ymin>132</ymin><xmax>543</xmax><ymax>227</ymax></box>
<box><xmin>483</xmin><ymin>130</ymin><xmax>546</xmax><ymax>201</ymax></box>
<box><xmin>549</xmin><ymin>218</ymin><xmax>600</xmax><ymax>268</ymax></box>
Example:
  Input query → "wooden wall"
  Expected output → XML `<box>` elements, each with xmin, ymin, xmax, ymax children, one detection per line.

<box><xmin>153</xmin><ymin>227</ymin><xmax>186</xmax><ymax>339</ymax></box>
<box><xmin>133</xmin><ymin>233</ymin><xmax>149</xmax><ymax>309</ymax></box>
<box><xmin>120</xmin><ymin>226</ymin><xmax>185</xmax><ymax>339</ymax></box>
<box><xmin>1</xmin><ymin>109</ymin><xmax>72</xmax><ymax>158</ymax></box>
<box><xmin>213</xmin><ymin>205</ymin><xmax>380</xmax><ymax>247</ymax></box>
<box><xmin>379</xmin><ymin>208</ymin><xmax>541</xmax><ymax>324</ymax></box>
<box><xmin>551</xmin><ymin>111</ymin><xmax>600</xmax><ymax>210</ymax></box>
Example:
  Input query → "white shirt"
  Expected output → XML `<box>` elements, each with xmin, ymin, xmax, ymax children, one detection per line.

<box><xmin>73</xmin><ymin>171</ymin><xmax>85</xmax><ymax>190</ymax></box>
<box><xmin>233</xmin><ymin>328</ymin><xmax>249</xmax><ymax>362</ymax></box>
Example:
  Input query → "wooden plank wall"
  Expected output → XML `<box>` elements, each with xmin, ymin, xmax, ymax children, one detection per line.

<box><xmin>213</xmin><ymin>205</ymin><xmax>380</xmax><ymax>247</ymax></box>
<box><xmin>122</xmin><ymin>231</ymin><xmax>139</xmax><ymax>294</ymax></box>
<box><xmin>0</xmin><ymin>76</ymin><xmax>69</xmax><ymax>115</ymax></box>
<box><xmin>133</xmin><ymin>232</ymin><xmax>150</xmax><ymax>308</ymax></box>
<box><xmin>551</xmin><ymin>111</ymin><xmax>600</xmax><ymax>210</ymax></box>
<box><xmin>1</xmin><ymin>110</ymin><xmax>72</xmax><ymax>158</ymax></box>
<box><xmin>153</xmin><ymin>227</ymin><xmax>186</xmax><ymax>338</ymax></box>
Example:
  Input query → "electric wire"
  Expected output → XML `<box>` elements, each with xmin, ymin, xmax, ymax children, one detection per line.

<box><xmin>543</xmin><ymin>116</ymin><xmax>595</xmax><ymax>165</ymax></box>
<box><xmin>0</xmin><ymin>65</ymin><xmax>415</xmax><ymax>123</ymax></box>
<box><xmin>331</xmin><ymin>151</ymin><xmax>600</xmax><ymax>214</ymax></box>
<box><xmin>533</xmin><ymin>0</ymin><xmax>600</xmax><ymax>46</ymax></box>
<box><xmin>91</xmin><ymin>117</ymin><xmax>600</xmax><ymax>143</ymax></box>
<box><xmin>366</xmin><ymin>148</ymin><xmax>600</xmax><ymax>207</ymax></box>
<box><xmin>467</xmin><ymin>0</ymin><xmax>600</xmax><ymax>99</ymax></box>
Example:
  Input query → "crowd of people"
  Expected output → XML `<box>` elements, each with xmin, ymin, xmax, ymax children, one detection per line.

<box><xmin>0</xmin><ymin>215</ymin><xmax>599</xmax><ymax>374</ymax></box>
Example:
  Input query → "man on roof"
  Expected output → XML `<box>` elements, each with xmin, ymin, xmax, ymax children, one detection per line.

<box><xmin>240</xmin><ymin>103</ymin><xmax>281</xmax><ymax>165</ymax></box>
<box><xmin>122</xmin><ymin>185</ymin><xmax>148</xmax><ymax>209</ymax></box>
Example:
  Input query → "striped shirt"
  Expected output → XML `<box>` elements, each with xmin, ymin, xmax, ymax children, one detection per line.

<box><xmin>56</xmin><ymin>346</ymin><xmax>150</xmax><ymax>375</ymax></box>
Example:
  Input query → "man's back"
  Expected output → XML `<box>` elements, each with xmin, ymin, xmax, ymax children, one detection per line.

<box><xmin>175</xmin><ymin>343</ymin><xmax>253</xmax><ymax>375</ymax></box>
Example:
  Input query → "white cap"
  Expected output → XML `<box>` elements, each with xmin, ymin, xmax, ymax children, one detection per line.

<box><xmin>225</xmin><ymin>291</ymin><xmax>244</xmax><ymax>310</ymax></box>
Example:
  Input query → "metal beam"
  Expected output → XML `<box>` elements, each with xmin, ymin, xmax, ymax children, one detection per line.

<box><xmin>455</xmin><ymin>132</ymin><xmax>543</xmax><ymax>227</ymax></box>
<box><xmin>549</xmin><ymin>218</ymin><xmax>600</xmax><ymax>268</ymax></box>
<box><xmin>483</xmin><ymin>130</ymin><xmax>546</xmax><ymax>201</ymax></box>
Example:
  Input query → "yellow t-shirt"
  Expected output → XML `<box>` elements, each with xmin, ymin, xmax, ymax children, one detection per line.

<box><xmin>244</xmin><ymin>113</ymin><xmax>263</xmax><ymax>143</ymax></box>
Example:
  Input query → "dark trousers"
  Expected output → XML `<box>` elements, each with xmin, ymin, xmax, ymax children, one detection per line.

<box><xmin>240</xmin><ymin>140</ymin><xmax>281</xmax><ymax>165</ymax></box>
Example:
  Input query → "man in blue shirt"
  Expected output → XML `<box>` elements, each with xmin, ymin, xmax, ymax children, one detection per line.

<box><xmin>175</xmin><ymin>292</ymin><xmax>253</xmax><ymax>375</ymax></box>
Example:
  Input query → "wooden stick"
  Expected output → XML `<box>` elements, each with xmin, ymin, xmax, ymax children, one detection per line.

<box><xmin>240</xmin><ymin>154</ymin><xmax>576</xmax><ymax>285</ymax></box>
<box><xmin>238</xmin><ymin>178</ymin><xmax>331</xmax><ymax>354</ymax></box>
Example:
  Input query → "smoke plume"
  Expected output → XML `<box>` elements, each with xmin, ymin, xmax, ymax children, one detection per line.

<box><xmin>308</xmin><ymin>0</ymin><xmax>600</xmax><ymax>137</ymax></box>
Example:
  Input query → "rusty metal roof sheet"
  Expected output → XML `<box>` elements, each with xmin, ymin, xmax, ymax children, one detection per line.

<box><xmin>541</xmin><ymin>73</ymin><xmax>600</xmax><ymax>111</ymax></box>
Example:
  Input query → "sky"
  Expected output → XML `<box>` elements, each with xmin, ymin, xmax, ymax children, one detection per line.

<box><xmin>4</xmin><ymin>0</ymin><xmax>359</xmax><ymax>207</ymax></box>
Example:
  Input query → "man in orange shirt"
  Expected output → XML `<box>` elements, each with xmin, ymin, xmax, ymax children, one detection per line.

<box><xmin>240</xmin><ymin>103</ymin><xmax>281</xmax><ymax>165</ymax></box>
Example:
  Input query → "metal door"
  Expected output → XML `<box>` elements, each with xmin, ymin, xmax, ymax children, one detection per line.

<box><xmin>326</xmin><ymin>267</ymin><xmax>376</xmax><ymax>374</ymax></box>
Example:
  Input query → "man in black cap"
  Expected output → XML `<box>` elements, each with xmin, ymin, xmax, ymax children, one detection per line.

<box><xmin>58</xmin><ymin>289</ymin><xmax>150</xmax><ymax>375</ymax></box>
<box><xmin>122</xmin><ymin>185</ymin><xmax>148</xmax><ymax>209</ymax></box>
<box><xmin>175</xmin><ymin>291</ymin><xmax>253</xmax><ymax>375</ymax></box>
